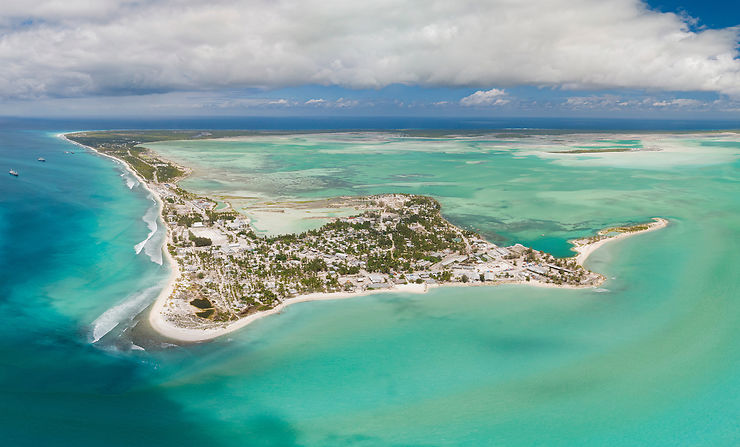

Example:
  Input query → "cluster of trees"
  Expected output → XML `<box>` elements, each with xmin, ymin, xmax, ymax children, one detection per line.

<box><xmin>525</xmin><ymin>248</ymin><xmax>538</xmax><ymax>263</ymax></box>
<box><xmin>177</xmin><ymin>213</ymin><xmax>202</xmax><ymax>227</ymax></box>
<box><xmin>121</xmin><ymin>153</ymin><xmax>156</xmax><ymax>180</ymax></box>
<box><xmin>207</xmin><ymin>209</ymin><xmax>237</xmax><ymax>222</ymax></box>
<box><xmin>303</xmin><ymin>258</ymin><xmax>327</xmax><ymax>272</ymax></box>
<box><xmin>156</xmin><ymin>163</ymin><xmax>184</xmax><ymax>182</ymax></box>
<box><xmin>189</xmin><ymin>231</ymin><xmax>212</xmax><ymax>247</ymax></box>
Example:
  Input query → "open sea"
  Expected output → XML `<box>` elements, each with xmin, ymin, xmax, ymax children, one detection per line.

<box><xmin>1</xmin><ymin>117</ymin><xmax>739</xmax><ymax>446</ymax></box>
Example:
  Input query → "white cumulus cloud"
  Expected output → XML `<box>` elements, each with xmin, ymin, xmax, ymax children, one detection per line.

<box><xmin>460</xmin><ymin>88</ymin><xmax>509</xmax><ymax>106</ymax></box>
<box><xmin>565</xmin><ymin>94</ymin><xmax>709</xmax><ymax>110</ymax></box>
<box><xmin>0</xmin><ymin>0</ymin><xmax>739</xmax><ymax>99</ymax></box>
<box><xmin>303</xmin><ymin>97</ymin><xmax>358</xmax><ymax>107</ymax></box>
<box><xmin>652</xmin><ymin>98</ymin><xmax>704</xmax><ymax>107</ymax></box>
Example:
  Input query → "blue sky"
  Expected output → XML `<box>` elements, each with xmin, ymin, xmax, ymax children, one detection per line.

<box><xmin>0</xmin><ymin>0</ymin><xmax>738</xmax><ymax>118</ymax></box>
<box><xmin>646</xmin><ymin>0</ymin><xmax>740</xmax><ymax>28</ymax></box>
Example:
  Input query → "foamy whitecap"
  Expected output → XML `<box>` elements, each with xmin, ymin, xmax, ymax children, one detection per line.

<box><xmin>89</xmin><ymin>284</ymin><xmax>161</xmax><ymax>343</ymax></box>
<box><xmin>134</xmin><ymin>197</ymin><xmax>163</xmax><ymax>264</ymax></box>
<box><xmin>142</xmin><ymin>225</ymin><xmax>164</xmax><ymax>265</ymax></box>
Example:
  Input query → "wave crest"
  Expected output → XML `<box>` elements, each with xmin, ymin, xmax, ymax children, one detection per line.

<box><xmin>134</xmin><ymin>196</ymin><xmax>163</xmax><ymax>265</ymax></box>
<box><xmin>90</xmin><ymin>284</ymin><xmax>161</xmax><ymax>343</ymax></box>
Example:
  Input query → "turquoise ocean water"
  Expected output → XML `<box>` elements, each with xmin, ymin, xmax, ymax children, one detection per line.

<box><xmin>1</xmin><ymin>120</ymin><xmax>739</xmax><ymax>446</ymax></box>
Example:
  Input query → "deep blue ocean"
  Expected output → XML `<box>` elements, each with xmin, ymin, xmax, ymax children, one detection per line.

<box><xmin>1</xmin><ymin>117</ymin><xmax>739</xmax><ymax>446</ymax></box>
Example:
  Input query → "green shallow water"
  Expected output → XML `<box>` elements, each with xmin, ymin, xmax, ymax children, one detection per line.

<box><xmin>148</xmin><ymin>133</ymin><xmax>740</xmax><ymax>255</ymax></box>
<box><xmin>140</xmin><ymin>132</ymin><xmax>740</xmax><ymax>445</ymax></box>
<box><xmin>3</xmin><ymin>129</ymin><xmax>739</xmax><ymax>446</ymax></box>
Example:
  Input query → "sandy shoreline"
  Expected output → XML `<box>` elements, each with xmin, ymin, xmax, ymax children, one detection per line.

<box><xmin>150</xmin><ymin>277</ymin><xmax>605</xmax><ymax>342</ymax></box>
<box><xmin>149</xmin><ymin>283</ymin><xmax>432</xmax><ymax>342</ymax></box>
<box><xmin>58</xmin><ymin>133</ymin><xmax>183</xmax><ymax>342</ymax></box>
<box><xmin>570</xmin><ymin>217</ymin><xmax>669</xmax><ymax>265</ymax></box>
<box><xmin>59</xmin><ymin>132</ymin><xmax>669</xmax><ymax>344</ymax></box>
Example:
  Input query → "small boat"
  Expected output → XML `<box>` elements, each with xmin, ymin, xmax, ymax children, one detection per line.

<box><xmin>64</xmin><ymin>151</ymin><xmax>74</xmax><ymax>154</ymax></box>
<box><xmin>9</xmin><ymin>169</ymin><xmax>18</xmax><ymax>176</ymax></box>
<box><xmin>38</xmin><ymin>157</ymin><xmax>46</xmax><ymax>162</ymax></box>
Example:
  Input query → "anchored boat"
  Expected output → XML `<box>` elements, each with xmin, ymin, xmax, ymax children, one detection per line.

<box><xmin>9</xmin><ymin>169</ymin><xmax>18</xmax><ymax>176</ymax></box>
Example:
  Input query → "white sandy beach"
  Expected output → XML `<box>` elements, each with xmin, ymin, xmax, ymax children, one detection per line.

<box><xmin>150</xmin><ymin>283</ymin><xmax>431</xmax><ymax>342</ymax></box>
<box><xmin>570</xmin><ymin>217</ymin><xmax>669</xmax><ymax>265</ymax></box>
<box><xmin>150</xmin><ymin>274</ymin><xmax>610</xmax><ymax>342</ymax></box>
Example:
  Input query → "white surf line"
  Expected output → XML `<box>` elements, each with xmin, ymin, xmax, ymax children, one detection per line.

<box><xmin>59</xmin><ymin>132</ymin><xmax>176</xmax><ymax>341</ymax></box>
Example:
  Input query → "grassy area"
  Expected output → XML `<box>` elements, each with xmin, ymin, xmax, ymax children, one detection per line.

<box><xmin>121</xmin><ymin>154</ymin><xmax>156</xmax><ymax>180</ymax></box>
<box><xmin>195</xmin><ymin>309</ymin><xmax>215</xmax><ymax>319</ymax></box>
<box><xmin>190</xmin><ymin>298</ymin><xmax>213</xmax><ymax>309</ymax></box>
<box><xmin>605</xmin><ymin>224</ymin><xmax>651</xmax><ymax>233</ymax></box>
<box><xmin>66</xmin><ymin>130</ymin><xmax>266</xmax><ymax>147</ymax></box>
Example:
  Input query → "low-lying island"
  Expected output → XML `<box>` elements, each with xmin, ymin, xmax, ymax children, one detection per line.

<box><xmin>63</xmin><ymin>131</ymin><xmax>669</xmax><ymax>342</ymax></box>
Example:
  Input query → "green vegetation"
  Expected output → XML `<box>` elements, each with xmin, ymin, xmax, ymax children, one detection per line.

<box><xmin>189</xmin><ymin>231</ymin><xmax>212</xmax><ymax>247</ymax></box>
<box><xmin>65</xmin><ymin>130</ymin><xmax>267</xmax><ymax>147</ymax></box>
<box><xmin>177</xmin><ymin>213</ymin><xmax>202</xmax><ymax>227</ymax></box>
<box><xmin>579</xmin><ymin>221</ymin><xmax>658</xmax><ymax>244</ymax></box>
<box><xmin>66</xmin><ymin>132</ymin><xmax>186</xmax><ymax>182</ymax></box>
<box><xmin>195</xmin><ymin>309</ymin><xmax>215</xmax><ymax>319</ymax></box>
<box><xmin>190</xmin><ymin>298</ymin><xmax>213</xmax><ymax>309</ymax></box>
<box><xmin>607</xmin><ymin>224</ymin><xmax>650</xmax><ymax>233</ymax></box>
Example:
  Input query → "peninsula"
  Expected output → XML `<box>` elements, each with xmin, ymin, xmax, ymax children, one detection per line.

<box><xmin>63</xmin><ymin>131</ymin><xmax>668</xmax><ymax>342</ymax></box>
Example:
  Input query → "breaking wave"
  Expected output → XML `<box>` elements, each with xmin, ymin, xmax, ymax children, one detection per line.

<box><xmin>89</xmin><ymin>284</ymin><xmax>161</xmax><ymax>343</ymax></box>
<box><xmin>134</xmin><ymin>196</ymin><xmax>163</xmax><ymax>265</ymax></box>
<box><xmin>120</xmin><ymin>172</ymin><xmax>138</xmax><ymax>189</ymax></box>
